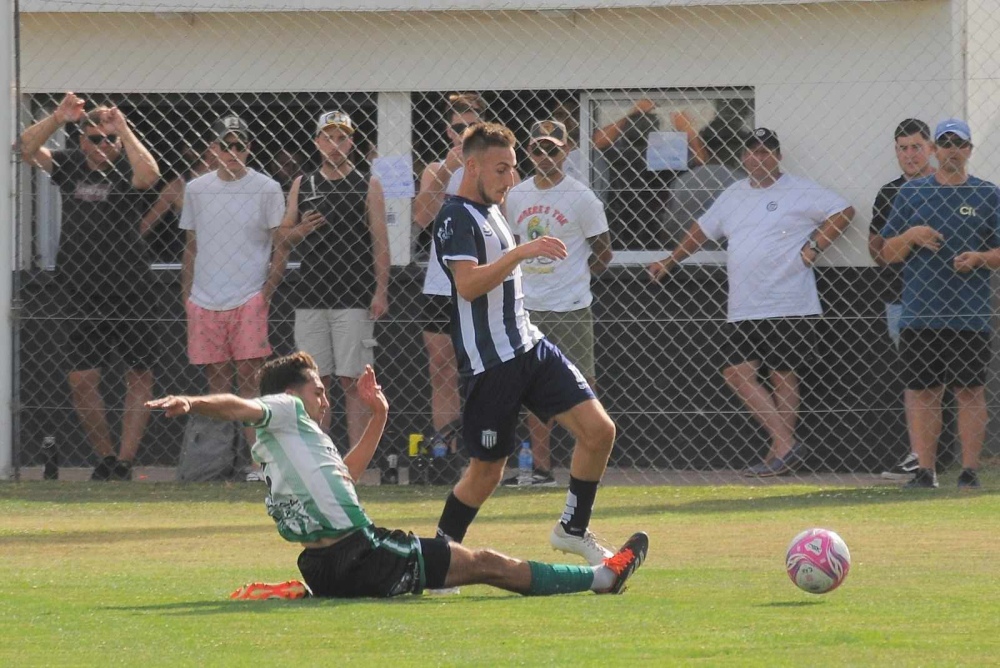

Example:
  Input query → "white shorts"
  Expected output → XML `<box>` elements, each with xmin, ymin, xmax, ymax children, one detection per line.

<box><xmin>294</xmin><ymin>309</ymin><xmax>376</xmax><ymax>379</ymax></box>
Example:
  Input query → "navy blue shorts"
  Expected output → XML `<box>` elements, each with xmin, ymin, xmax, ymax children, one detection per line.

<box><xmin>459</xmin><ymin>338</ymin><xmax>596</xmax><ymax>461</ymax></box>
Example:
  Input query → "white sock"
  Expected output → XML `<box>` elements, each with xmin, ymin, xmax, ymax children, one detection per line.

<box><xmin>590</xmin><ymin>564</ymin><xmax>615</xmax><ymax>591</ymax></box>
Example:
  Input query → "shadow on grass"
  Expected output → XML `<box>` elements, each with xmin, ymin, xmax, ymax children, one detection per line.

<box><xmin>756</xmin><ymin>600</ymin><xmax>825</xmax><ymax>608</ymax></box>
<box><xmin>103</xmin><ymin>594</ymin><xmax>514</xmax><ymax>616</ymax></box>
<box><xmin>0</xmin><ymin>523</ymin><xmax>274</xmax><ymax>546</ymax></box>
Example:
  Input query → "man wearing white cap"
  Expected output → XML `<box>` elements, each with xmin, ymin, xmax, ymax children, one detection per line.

<box><xmin>276</xmin><ymin>110</ymin><xmax>389</xmax><ymax>447</ymax></box>
<box><xmin>879</xmin><ymin>118</ymin><xmax>1000</xmax><ymax>489</ymax></box>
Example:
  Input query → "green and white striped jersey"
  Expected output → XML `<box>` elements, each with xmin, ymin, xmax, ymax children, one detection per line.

<box><xmin>248</xmin><ymin>394</ymin><xmax>373</xmax><ymax>543</ymax></box>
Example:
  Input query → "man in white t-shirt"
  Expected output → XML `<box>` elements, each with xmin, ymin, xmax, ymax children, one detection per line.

<box><xmin>179</xmin><ymin>116</ymin><xmax>288</xmax><ymax>474</ymax></box>
<box><xmin>648</xmin><ymin>128</ymin><xmax>854</xmax><ymax>477</ymax></box>
<box><xmin>502</xmin><ymin>120</ymin><xmax>613</xmax><ymax>487</ymax></box>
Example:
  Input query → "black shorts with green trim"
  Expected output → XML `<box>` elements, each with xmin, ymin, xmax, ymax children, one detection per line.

<box><xmin>296</xmin><ymin>525</ymin><xmax>450</xmax><ymax>598</ymax></box>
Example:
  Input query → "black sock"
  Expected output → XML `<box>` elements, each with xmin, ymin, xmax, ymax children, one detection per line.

<box><xmin>436</xmin><ymin>492</ymin><xmax>479</xmax><ymax>543</ymax></box>
<box><xmin>560</xmin><ymin>476</ymin><xmax>599</xmax><ymax>537</ymax></box>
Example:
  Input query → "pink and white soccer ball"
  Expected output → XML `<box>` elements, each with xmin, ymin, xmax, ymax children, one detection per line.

<box><xmin>785</xmin><ymin>528</ymin><xmax>851</xmax><ymax>594</ymax></box>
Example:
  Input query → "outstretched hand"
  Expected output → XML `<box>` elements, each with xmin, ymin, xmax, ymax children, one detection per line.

<box><xmin>145</xmin><ymin>395</ymin><xmax>192</xmax><ymax>418</ymax></box>
<box><xmin>357</xmin><ymin>365</ymin><xmax>388</xmax><ymax>415</ymax></box>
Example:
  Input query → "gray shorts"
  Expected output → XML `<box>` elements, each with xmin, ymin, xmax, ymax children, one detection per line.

<box><xmin>527</xmin><ymin>306</ymin><xmax>596</xmax><ymax>381</ymax></box>
<box><xmin>294</xmin><ymin>309</ymin><xmax>376</xmax><ymax>378</ymax></box>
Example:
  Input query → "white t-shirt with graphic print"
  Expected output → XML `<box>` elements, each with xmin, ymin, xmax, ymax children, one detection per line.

<box><xmin>698</xmin><ymin>173</ymin><xmax>850</xmax><ymax>322</ymax></box>
<box><xmin>507</xmin><ymin>175</ymin><xmax>609</xmax><ymax>312</ymax></box>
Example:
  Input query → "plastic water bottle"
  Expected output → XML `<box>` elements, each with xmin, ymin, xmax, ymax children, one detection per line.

<box><xmin>431</xmin><ymin>435</ymin><xmax>448</xmax><ymax>459</ymax></box>
<box><xmin>42</xmin><ymin>436</ymin><xmax>58</xmax><ymax>480</ymax></box>
<box><xmin>517</xmin><ymin>441</ymin><xmax>533</xmax><ymax>485</ymax></box>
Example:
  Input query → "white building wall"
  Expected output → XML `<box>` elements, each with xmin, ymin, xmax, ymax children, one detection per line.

<box><xmin>20</xmin><ymin>1</ymin><xmax>960</xmax><ymax>266</ymax></box>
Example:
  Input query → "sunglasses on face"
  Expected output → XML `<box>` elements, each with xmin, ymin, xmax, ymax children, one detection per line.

<box><xmin>936</xmin><ymin>136</ymin><xmax>970</xmax><ymax>149</ymax></box>
<box><xmin>450</xmin><ymin>123</ymin><xmax>469</xmax><ymax>135</ymax></box>
<box><xmin>85</xmin><ymin>134</ymin><xmax>118</xmax><ymax>144</ymax></box>
<box><xmin>223</xmin><ymin>142</ymin><xmax>248</xmax><ymax>153</ymax></box>
<box><xmin>530</xmin><ymin>143</ymin><xmax>562</xmax><ymax>157</ymax></box>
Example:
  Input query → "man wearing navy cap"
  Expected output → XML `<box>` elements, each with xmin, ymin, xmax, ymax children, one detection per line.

<box><xmin>879</xmin><ymin>118</ymin><xmax>1000</xmax><ymax>489</ymax></box>
<box><xmin>649</xmin><ymin>127</ymin><xmax>855</xmax><ymax>477</ymax></box>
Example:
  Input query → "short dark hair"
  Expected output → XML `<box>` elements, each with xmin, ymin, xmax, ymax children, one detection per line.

<box><xmin>894</xmin><ymin>118</ymin><xmax>931</xmax><ymax>141</ymax></box>
<box><xmin>461</xmin><ymin>122</ymin><xmax>516</xmax><ymax>157</ymax></box>
<box><xmin>258</xmin><ymin>352</ymin><xmax>319</xmax><ymax>396</ymax></box>
<box><xmin>78</xmin><ymin>106</ymin><xmax>111</xmax><ymax>130</ymax></box>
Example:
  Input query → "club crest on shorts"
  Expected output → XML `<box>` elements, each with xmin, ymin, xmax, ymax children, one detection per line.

<box><xmin>480</xmin><ymin>429</ymin><xmax>497</xmax><ymax>449</ymax></box>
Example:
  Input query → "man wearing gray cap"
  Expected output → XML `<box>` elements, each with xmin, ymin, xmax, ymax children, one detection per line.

<box><xmin>179</xmin><ymin>115</ymin><xmax>288</xmax><ymax>479</ymax></box>
<box><xmin>648</xmin><ymin>128</ymin><xmax>854</xmax><ymax>477</ymax></box>
<box><xmin>879</xmin><ymin>118</ymin><xmax>1000</xmax><ymax>489</ymax></box>
<box><xmin>275</xmin><ymin>110</ymin><xmax>389</xmax><ymax>447</ymax></box>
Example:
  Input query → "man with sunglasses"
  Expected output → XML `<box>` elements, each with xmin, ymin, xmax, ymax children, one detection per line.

<box><xmin>20</xmin><ymin>92</ymin><xmax>161</xmax><ymax>481</ymax></box>
<box><xmin>179</xmin><ymin>116</ymin><xmax>288</xmax><ymax>480</ymax></box>
<box><xmin>501</xmin><ymin>120</ymin><xmax>612</xmax><ymax>487</ymax></box>
<box><xmin>879</xmin><ymin>119</ymin><xmax>1000</xmax><ymax>490</ymax></box>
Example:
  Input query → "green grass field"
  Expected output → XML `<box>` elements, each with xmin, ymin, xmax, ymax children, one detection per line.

<box><xmin>2</xmin><ymin>479</ymin><xmax>998</xmax><ymax>667</ymax></box>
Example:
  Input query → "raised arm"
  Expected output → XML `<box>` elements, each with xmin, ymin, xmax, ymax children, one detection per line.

<box><xmin>20</xmin><ymin>92</ymin><xmax>86</xmax><ymax>173</ymax></box>
<box><xmin>146</xmin><ymin>393</ymin><xmax>264</xmax><ymax>423</ymax></box>
<box><xmin>413</xmin><ymin>147</ymin><xmax>464</xmax><ymax>229</ymax></box>
<box><xmin>273</xmin><ymin>176</ymin><xmax>327</xmax><ymax>249</ymax></box>
<box><xmin>592</xmin><ymin>99</ymin><xmax>655</xmax><ymax>151</ymax></box>
<box><xmin>105</xmin><ymin>107</ymin><xmax>160</xmax><ymax>190</ymax></box>
<box><xmin>341</xmin><ymin>365</ymin><xmax>389</xmax><ymax>482</ymax></box>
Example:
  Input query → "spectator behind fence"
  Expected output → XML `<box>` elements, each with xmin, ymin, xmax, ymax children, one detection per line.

<box><xmin>868</xmin><ymin>118</ymin><xmax>936</xmax><ymax>483</ymax></box>
<box><xmin>275</xmin><ymin>111</ymin><xmax>390</xmax><ymax>447</ymax></box>
<box><xmin>502</xmin><ymin>120</ymin><xmax>613</xmax><ymax>488</ymax></box>
<box><xmin>140</xmin><ymin>141</ymin><xmax>217</xmax><ymax>264</ymax></box>
<box><xmin>20</xmin><ymin>93</ymin><xmax>162</xmax><ymax>481</ymax></box>
<box><xmin>648</xmin><ymin>128</ymin><xmax>854</xmax><ymax>477</ymax></box>
<box><xmin>878</xmin><ymin>119</ymin><xmax>1000</xmax><ymax>490</ymax></box>
<box><xmin>267</xmin><ymin>148</ymin><xmax>305</xmax><ymax>194</ymax></box>
<box><xmin>179</xmin><ymin>115</ymin><xmax>288</xmax><ymax>480</ymax></box>
<box><xmin>551</xmin><ymin>102</ymin><xmax>585</xmax><ymax>183</ymax></box>
<box><xmin>665</xmin><ymin>116</ymin><xmax>749</xmax><ymax>248</ymax></box>
<box><xmin>411</xmin><ymin>93</ymin><xmax>486</xmax><ymax>452</ymax></box>
<box><xmin>146</xmin><ymin>352</ymin><xmax>648</xmax><ymax>599</ymax></box>
<box><xmin>432</xmin><ymin>123</ymin><xmax>621</xmax><ymax>570</ymax></box>
<box><xmin>592</xmin><ymin>99</ymin><xmax>707</xmax><ymax>249</ymax></box>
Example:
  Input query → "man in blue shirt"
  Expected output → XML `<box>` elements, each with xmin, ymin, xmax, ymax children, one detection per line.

<box><xmin>880</xmin><ymin>118</ymin><xmax>1000</xmax><ymax>489</ymax></box>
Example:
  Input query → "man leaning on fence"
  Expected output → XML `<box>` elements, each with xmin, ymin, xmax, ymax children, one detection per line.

<box><xmin>648</xmin><ymin>128</ymin><xmax>855</xmax><ymax>477</ymax></box>
<box><xmin>20</xmin><ymin>92</ymin><xmax>162</xmax><ymax>482</ymax></box>
<box><xmin>179</xmin><ymin>116</ymin><xmax>288</xmax><ymax>480</ymax></box>
<box><xmin>878</xmin><ymin>119</ymin><xmax>999</xmax><ymax>490</ymax></box>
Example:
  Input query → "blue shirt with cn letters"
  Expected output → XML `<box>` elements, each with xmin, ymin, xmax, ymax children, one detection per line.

<box><xmin>882</xmin><ymin>175</ymin><xmax>1000</xmax><ymax>332</ymax></box>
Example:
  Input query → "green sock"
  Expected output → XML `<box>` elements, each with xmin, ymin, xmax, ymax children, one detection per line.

<box><xmin>526</xmin><ymin>561</ymin><xmax>595</xmax><ymax>596</ymax></box>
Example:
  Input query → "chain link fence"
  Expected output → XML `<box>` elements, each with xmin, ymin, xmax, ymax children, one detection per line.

<box><xmin>11</xmin><ymin>0</ymin><xmax>1000</xmax><ymax>485</ymax></box>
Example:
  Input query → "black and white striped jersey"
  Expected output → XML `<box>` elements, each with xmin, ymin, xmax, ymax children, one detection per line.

<box><xmin>433</xmin><ymin>195</ymin><xmax>543</xmax><ymax>377</ymax></box>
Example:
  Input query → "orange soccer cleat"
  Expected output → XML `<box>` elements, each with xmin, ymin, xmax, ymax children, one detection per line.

<box><xmin>230</xmin><ymin>580</ymin><xmax>308</xmax><ymax>601</ymax></box>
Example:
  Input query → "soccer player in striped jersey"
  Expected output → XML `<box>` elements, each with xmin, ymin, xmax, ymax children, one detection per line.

<box><xmin>147</xmin><ymin>352</ymin><xmax>647</xmax><ymax>598</ymax></box>
<box><xmin>431</xmin><ymin>122</ymin><xmax>630</xmax><ymax>566</ymax></box>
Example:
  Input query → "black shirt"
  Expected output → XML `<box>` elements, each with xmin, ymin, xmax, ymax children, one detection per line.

<box><xmin>871</xmin><ymin>175</ymin><xmax>907</xmax><ymax>302</ymax></box>
<box><xmin>293</xmin><ymin>168</ymin><xmax>374</xmax><ymax>309</ymax></box>
<box><xmin>50</xmin><ymin>149</ymin><xmax>152</xmax><ymax>297</ymax></box>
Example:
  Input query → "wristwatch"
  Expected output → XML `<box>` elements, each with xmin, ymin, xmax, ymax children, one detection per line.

<box><xmin>806</xmin><ymin>239</ymin><xmax>821</xmax><ymax>254</ymax></box>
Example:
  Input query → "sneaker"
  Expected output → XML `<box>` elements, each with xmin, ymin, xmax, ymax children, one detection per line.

<box><xmin>244</xmin><ymin>469</ymin><xmax>266</xmax><ymax>483</ymax></box>
<box><xmin>755</xmin><ymin>444</ymin><xmax>806</xmax><ymax>478</ymax></box>
<box><xmin>596</xmin><ymin>532</ymin><xmax>649</xmax><ymax>595</ymax></box>
<box><xmin>957</xmin><ymin>468</ymin><xmax>981</xmax><ymax>489</ymax></box>
<box><xmin>904</xmin><ymin>468</ymin><xmax>939</xmax><ymax>489</ymax></box>
<box><xmin>501</xmin><ymin>468</ymin><xmax>557</xmax><ymax>487</ymax></box>
<box><xmin>90</xmin><ymin>455</ymin><xmax>117</xmax><ymax>482</ymax></box>
<box><xmin>110</xmin><ymin>460</ymin><xmax>133</xmax><ymax>482</ymax></box>
<box><xmin>550</xmin><ymin>523</ymin><xmax>614</xmax><ymax>566</ymax></box>
<box><xmin>880</xmin><ymin>452</ymin><xmax>919</xmax><ymax>481</ymax></box>
<box><xmin>230</xmin><ymin>580</ymin><xmax>308</xmax><ymax>601</ymax></box>
<box><xmin>744</xmin><ymin>459</ymin><xmax>775</xmax><ymax>477</ymax></box>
